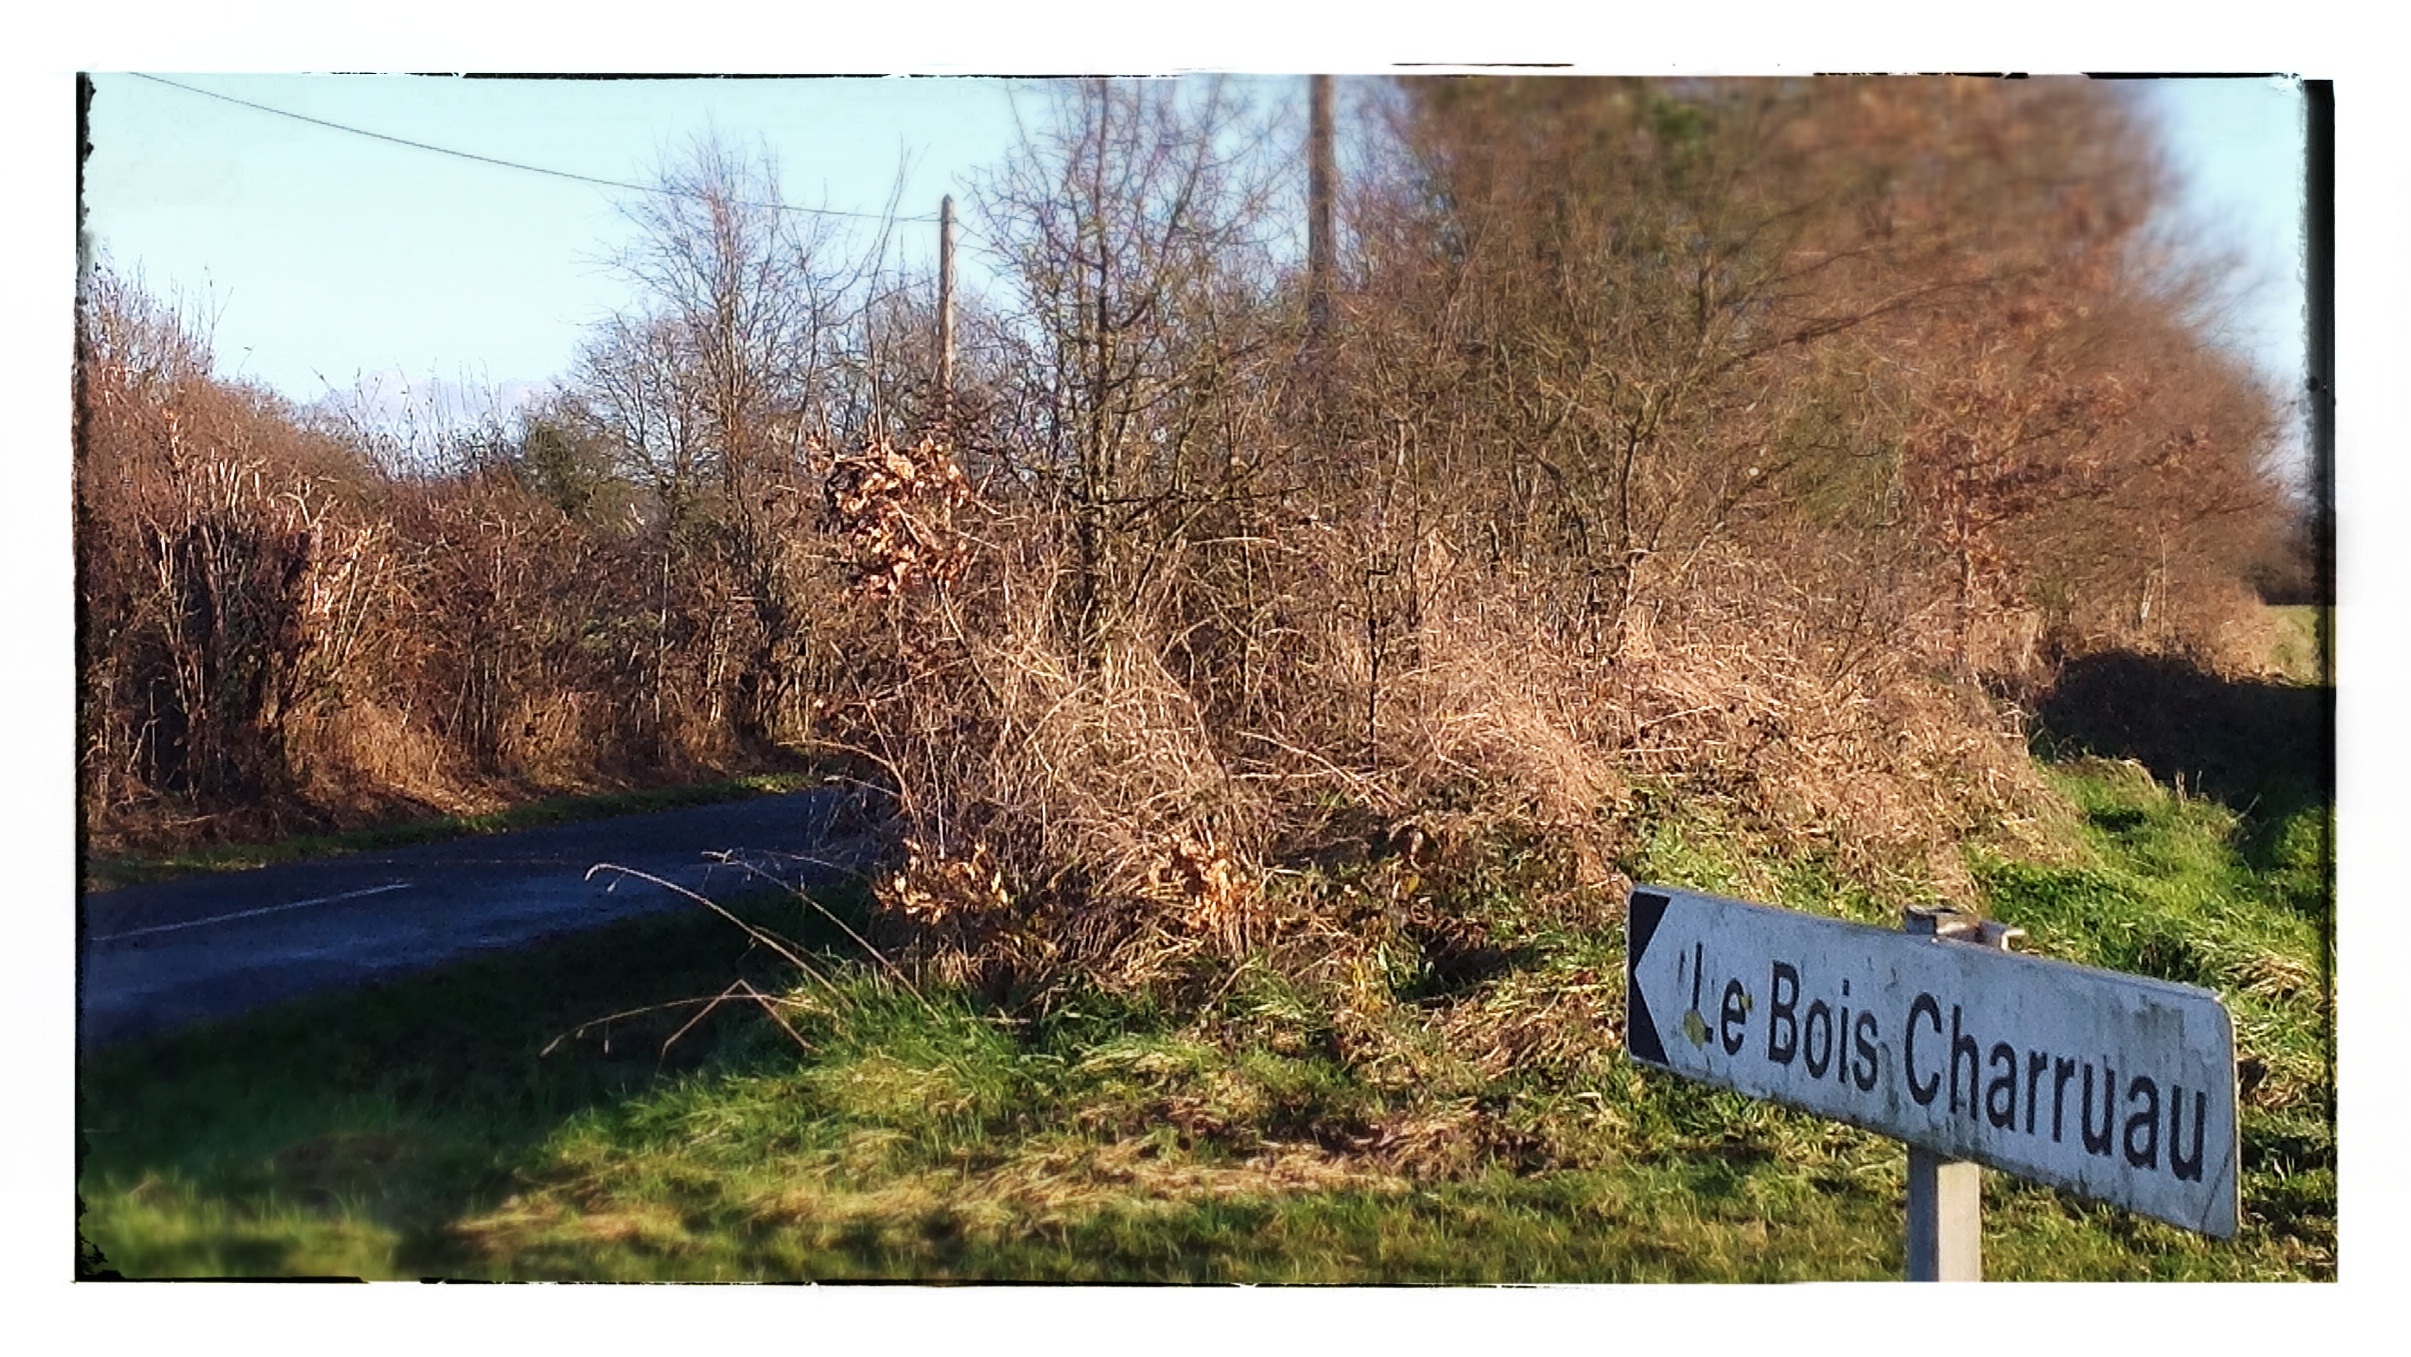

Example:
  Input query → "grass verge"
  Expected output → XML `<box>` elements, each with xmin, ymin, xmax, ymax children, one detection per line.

<box><xmin>77</xmin><ymin>749</ymin><xmax>2332</xmax><ymax>1282</ymax></box>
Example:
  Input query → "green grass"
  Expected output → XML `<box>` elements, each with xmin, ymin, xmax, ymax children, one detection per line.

<box><xmin>77</xmin><ymin>744</ymin><xmax>2334</xmax><ymax>1281</ymax></box>
<box><xmin>84</xmin><ymin>772</ymin><xmax>823</xmax><ymax>893</ymax></box>
<box><xmin>1973</xmin><ymin>760</ymin><xmax>2334</xmax><ymax>1260</ymax></box>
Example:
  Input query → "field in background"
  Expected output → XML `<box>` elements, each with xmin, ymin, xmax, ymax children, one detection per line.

<box><xmin>2264</xmin><ymin>606</ymin><xmax>2327</xmax><ymax>687</ymax></box>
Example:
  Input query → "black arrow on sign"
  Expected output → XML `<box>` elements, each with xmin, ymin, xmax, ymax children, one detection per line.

<box><xmin>1625</xmin><ymin>889</ymin><xmax>1669</xmax><ymax>1065</ymax></box>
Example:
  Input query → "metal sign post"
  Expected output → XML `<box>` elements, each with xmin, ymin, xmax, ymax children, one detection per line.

<box><xmin>1624</xmin><ymin>884</ymin><xmax>2240</xmax><ymax>1279</ymax></box>
<box><xmin>1900</xmin><ymin>905</ymin><xmax>2018</xmax><ymax>1281</ymax></box>
<box><xmin>1906</xmin><ymin>1146</ymin><xmax>1982</xmax><ymax>1281</ymax></box>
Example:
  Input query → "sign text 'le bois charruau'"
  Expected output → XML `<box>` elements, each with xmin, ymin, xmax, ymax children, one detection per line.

<box><xmin>1624</xmin><ymin>885</ymin><xmax>2240</xmax><ymax>1240</ymax></box>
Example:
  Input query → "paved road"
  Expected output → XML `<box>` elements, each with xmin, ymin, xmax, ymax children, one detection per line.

<box><xmin>78</xmin><ymin>790</ymin><xmax>869</xmax><ymax>1051</ymax></box>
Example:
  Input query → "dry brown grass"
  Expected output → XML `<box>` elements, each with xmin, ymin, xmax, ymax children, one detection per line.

<box><xmin>77</xmin><ymin>275</ymin><xmax>818</xmax><ymax>855</ymax></box>
<box><xmin>852</xmin><ymin>503</ymin><xmax>1274</xmax><ymax>996</ymax></box>
<box><xmin>455</xmin><ymin>1131</ymin><xmax>1407</xmax><ymax>1272</ymax></box>
<box><xmin>818</xmin><ymin>416</ymin><xmax>2077</xmax><ymax>1008</ymax></box>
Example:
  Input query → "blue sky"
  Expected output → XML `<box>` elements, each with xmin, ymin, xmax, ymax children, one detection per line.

<box><xmin>83</xmin><ymin>74</ymin><xmax>2310</xmax><ymax>433</ymax></box>
<box><xmin>82</xmin><ymin>74</ymin><xmax>1039</xmax><ymax>409</ymax></box>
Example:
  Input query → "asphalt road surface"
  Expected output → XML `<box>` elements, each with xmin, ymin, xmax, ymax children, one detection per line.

<box><xmin>78</xmin><ymin>790</ymin><xmax>867</xmax><ymax>1051</ymax></box>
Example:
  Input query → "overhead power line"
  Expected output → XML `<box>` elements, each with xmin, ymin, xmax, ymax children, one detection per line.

<box><xmin>128</xmin><ymin>73</ymin><xmax>943</xmax><ymax>224</ymax></box>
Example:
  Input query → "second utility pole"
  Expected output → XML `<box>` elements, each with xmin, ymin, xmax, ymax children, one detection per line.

<box><xmin>1306</xmin><ymin>75</ymin><xmax>1335</xmax><ymax>353</ymax></box>
<box><xmin>938</xmin><ymin>193</ymin><xmax>956</xmax><ymax>430</ymax></box>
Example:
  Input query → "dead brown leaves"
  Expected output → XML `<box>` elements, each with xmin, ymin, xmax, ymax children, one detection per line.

<box><xmin>823</xmin><ymin>434</ymin><xmax>974</xmax><ymax>601</ymax></box>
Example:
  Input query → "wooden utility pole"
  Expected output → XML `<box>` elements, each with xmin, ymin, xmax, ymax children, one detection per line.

<box><xmin>938</xmin><ymin>193</ymin><xmax>957</xmax><ymax>428</ymax></box>
<box><xmin>1307</xmin><ymin>75</ymin><xmax>1335</xmax><ymax>350</ymax></box>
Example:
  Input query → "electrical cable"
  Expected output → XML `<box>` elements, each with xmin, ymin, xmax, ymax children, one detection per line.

<box><xmin>128</xmin><ymin>73</ymin><xmax>943</xmax><ymax>224</ymax></box>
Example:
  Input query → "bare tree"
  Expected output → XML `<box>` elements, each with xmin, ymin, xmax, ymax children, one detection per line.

<box><xmin>972</xmin><ymin>77</ymin><xmax>1291</xmax><ymax>655</ymax></box>
<box><xmin>570</xmin><ymin>135</ymin><xmax>877</xmax><ymax>747</ymax></box>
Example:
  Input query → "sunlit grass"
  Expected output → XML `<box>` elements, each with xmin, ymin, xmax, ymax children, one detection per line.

<box><xmin>2264</xmin><ymin>605</ymin><xmax>2328</xmax><ymax>687</ymax></box>
<box><xmin>1974</xmin><ymin>759</ymin><xmax>2333</xmax><ymax>1255</ymax></box>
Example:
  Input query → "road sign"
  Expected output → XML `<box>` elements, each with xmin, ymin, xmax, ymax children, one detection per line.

<box><xmin>1626</xmin><ymin>885</ymin><xmax>2240</xmax><ymax>1239</ymax></box>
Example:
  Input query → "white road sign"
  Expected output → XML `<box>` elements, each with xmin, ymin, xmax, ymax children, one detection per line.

<box><xmin>1626</xmin><ymin>885</ymin><xmax>2240</xmax><ymax>1238</ymax></box>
